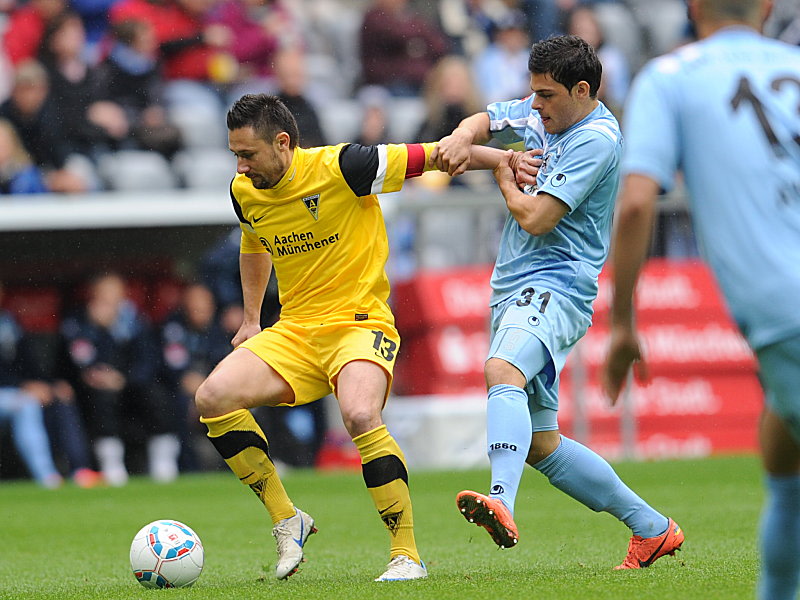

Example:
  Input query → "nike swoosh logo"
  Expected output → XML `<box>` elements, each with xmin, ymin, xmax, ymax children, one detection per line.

<box><xmin>379</xmin><ymin>501</ymin><xmax>399</xmax><ymax>515</ymax></box>
<box><xmin>253</xmin><ymin>215</ymin><xmax>265</xmax><ymax>223</ymax></box>
<box><xmin>292</xmin><ymin>513</ymin><xmax>304</xmax><ymax>546</ymax></box>
<box><xmin>639</xmin><ymin>532</ymin><xmax>670</xmax><ymax>568</ymax></box>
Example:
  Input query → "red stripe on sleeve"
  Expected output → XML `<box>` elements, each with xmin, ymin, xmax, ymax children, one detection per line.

<box><xmin>404</xmin><ymin>143</ymin><xmax>426</xmax><ymax>178</ymax></box>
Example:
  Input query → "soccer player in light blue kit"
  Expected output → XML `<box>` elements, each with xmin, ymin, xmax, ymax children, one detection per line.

<box><xmin>432</xmin><ymin>34</ymin><xmax>684</xmax><ymax>569</ymax></box>
<box><xmin>604</xmin><ymin>0</ymin><xmax>800</xmax><ymax>595</ymax></box>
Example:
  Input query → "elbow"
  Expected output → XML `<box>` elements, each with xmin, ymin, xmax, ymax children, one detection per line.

<box><xmin>616</xmin><ymin>196</ymin><xmax>654</xmax><ymax>229</ymax></box>
<box><xmin>519</xmin><ymin>216</ymin><xmax>556</xmax><ymax>237</ymax></box>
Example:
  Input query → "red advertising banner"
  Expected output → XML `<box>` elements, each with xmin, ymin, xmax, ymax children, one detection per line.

<box><xmin>391</xmin><ymin>260</ymin><xmax>762</xmax><ymax>457</ymax></box>
<box><xmin>572</xmin><ymin>321</ymin><xmax>757</xmax><ymax>376</ymax></box>
<box><xmin>392</xmin><ymin>266</ymin><xmax>491</xmax><ymax>334</ymax></box>
<box><xmin>594</xmin><ymin>258</ymin><xmax>733</xmax><ymax>324</ymax></box>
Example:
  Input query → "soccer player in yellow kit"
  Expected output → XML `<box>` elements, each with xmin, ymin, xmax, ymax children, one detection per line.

<box><xmin>195</xmin><ymin>94</ymin><xmax>510</xmax><ymax>582</ymax></box>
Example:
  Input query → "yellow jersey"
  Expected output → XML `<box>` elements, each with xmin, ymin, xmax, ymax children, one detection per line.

<box><xmin>230</xmin><ymin>142</ymin><xmax>437</xmax><ymax>322</ymax></box>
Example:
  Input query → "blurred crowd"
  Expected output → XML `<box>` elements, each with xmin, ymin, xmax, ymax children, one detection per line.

<box><xmin>3</xmin><ymin>0</ymin><xmax>800</xmax><ymax>196</ymax></box>
<box><xmin>4</xmin><ymin>0</ymin><xmax>800</xmax><ymax>487</ymax></box>
<box><xmin>0</xmin><ymin>226</ymin><xmax>329</xmax><ymax>487</ymax></box>
<box><xmin>0</xmin><ymin>0</ymin><xmax>702</xmax><ymax>196</ymax></box>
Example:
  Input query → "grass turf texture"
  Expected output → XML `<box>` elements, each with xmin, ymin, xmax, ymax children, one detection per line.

<box><xmin>0</xmin><ymin>455</ymin><xmax>761</xmax><ymax>600</ymax></box>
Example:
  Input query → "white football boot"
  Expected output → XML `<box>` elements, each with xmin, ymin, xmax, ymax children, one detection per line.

<box><xmin>374</xmin><ymin>555</ymin><xmax>428</xmax><ymax>582</ymax></box>
<box><xmin>272</xmin><ymin>508</ymin><xmax>317</xmax><ymax>579</ymax></box>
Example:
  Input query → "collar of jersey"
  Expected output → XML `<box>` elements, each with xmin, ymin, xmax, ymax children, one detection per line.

<box><xmin>712</xmin><ymin>25</ymin><xmax>760</xmax><ymax>40</ymax></box>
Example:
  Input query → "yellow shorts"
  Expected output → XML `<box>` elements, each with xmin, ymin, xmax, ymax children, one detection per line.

<box><xmin>239</xmin><ymin>317</ymin><xmax>400</xmax><ymax>406</ymax></box>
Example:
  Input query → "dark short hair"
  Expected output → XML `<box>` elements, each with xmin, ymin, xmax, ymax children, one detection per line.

<box><xmin>226</xmin><ymin>94</ymin><xmax>299</xmax><ymax>149</ymax></box>
<box><xmin>528</xmin><ymin>35</ymin><xmax>602</xmax><ymax>97</ymax></box>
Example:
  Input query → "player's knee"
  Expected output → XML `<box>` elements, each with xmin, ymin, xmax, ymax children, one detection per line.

<box><xmin>195</xmin><ymin>376</ymin><xmax>231</xmax><ymax>419</ymax></box>
<box><xmin>484</xmin><ymin>357</ymin><xmax>527</xmax><ymax>388</ymax></box>
<box><xmin>526</xmin><ymin>430</ymin><xmax>561</xmax><ymax>466</ymax></box>
<box><xmin>340</xmin><ymin>405</ymin><xmax>381</xmax><ymax>438</ymax></box>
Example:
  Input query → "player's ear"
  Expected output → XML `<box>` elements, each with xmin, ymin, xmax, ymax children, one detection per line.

<box><xmin>275</xmin><ymin>131</ymin><xmax>291</xmax><ymax>150</ymax></box>
<box><xmin>574</xmin><ymin>80</ymin><xmax>591</xmax><ymax>99</ymax></box>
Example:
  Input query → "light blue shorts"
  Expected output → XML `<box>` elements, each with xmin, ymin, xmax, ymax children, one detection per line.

<box><xmin>756</xmin><ymin>334</ymin><xmax>800</xmax><ymax>442</ymax></box>
<box><xmin>487</xmin><ymin>283</ymin><xmax>591</xmax><ymax>422</ymax></box>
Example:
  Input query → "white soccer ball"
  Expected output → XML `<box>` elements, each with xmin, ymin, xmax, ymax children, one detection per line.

<box><xmin>129</xmin><ymin>519</ymin><xmax>204</xmax><ymax>588</ymax></box>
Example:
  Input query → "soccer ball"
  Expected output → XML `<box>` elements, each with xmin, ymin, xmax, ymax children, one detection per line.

<box><xmin>129</xmin><ymin>520</ymin><xmax>204</xmax><ymax>588</ymax></box>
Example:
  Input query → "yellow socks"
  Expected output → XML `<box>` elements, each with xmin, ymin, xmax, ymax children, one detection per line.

<box><xmin>353</xmin><ymin>424</ymin><xmax>420</xmax><ymax>564</ymax></box>
<box><xmin>201</xmin><ymin>409</ymin><xmax>295</xmax><ymax>523</ymax></box>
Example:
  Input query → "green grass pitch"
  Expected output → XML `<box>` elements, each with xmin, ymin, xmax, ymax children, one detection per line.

<box><xmin>0</xmin><ymin>455</ymin><xmax>761</xmax><ymax>600</ymax></box>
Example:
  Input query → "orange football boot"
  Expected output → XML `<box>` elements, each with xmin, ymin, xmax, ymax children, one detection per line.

<box><xmin>615</xmin><ymin>518</ymin><xmax>684</xmax><ymax>569</ymax></box>
<box><xmin>456</xmin><ymin>490</ymin><xmax>519</xmax><ymax>549</ymax></box>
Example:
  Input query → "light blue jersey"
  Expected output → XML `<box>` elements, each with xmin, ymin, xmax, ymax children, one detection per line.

<box><xmin>485</xmin><ymin>98</ymin><xmax>622</xmax><ymax>397</ymax></box>
<box><xmin>622</xmin><ymin>27</ymin><xmax>800</xmax><ymax>350</ymax></box>
<box><xmin>487</xmin><ymin>98</ymin><xmax>622</xmax><ymax>316</ymax></box>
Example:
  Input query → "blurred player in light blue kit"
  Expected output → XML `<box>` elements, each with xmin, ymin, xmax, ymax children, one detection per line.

<box><xmin>433</xmin><ymin>34</ymin><xmax>684</xmax><ymax>569</ymax></box>
<box><xmin>603</xmin><ymin>0</ymin><xmax>800</xmax><ymax>596</ymax></box>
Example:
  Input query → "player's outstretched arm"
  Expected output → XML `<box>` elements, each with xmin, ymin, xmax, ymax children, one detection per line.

<box><xmin>602</xmin><ymin>173</ymin><xmax>660</xmax><ymax>404</ymax></box>
<box><xmin>431</xmin><ymin>112</ymin><xmax>492</xmax><ymax>176</ymax></box>
<box><xmin>493</xmin><ymin>149</ymin><xmax>567</xmax><ymax>236</ymax></box>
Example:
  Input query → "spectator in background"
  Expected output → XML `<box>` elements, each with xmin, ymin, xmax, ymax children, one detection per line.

<box><xmin>521</xmin><ymin>0</ymin><xmax>571</xmax><ymax>41</ymax></box>
<box><xmin>0</xmin><ymin>60</ymin><xmax>94</xmax><ymax>193</ymax></box>
<box><xmin>274</xmin><ymin>48</ymin><xmax>326</xmax><ymax>148</ymax></box>
<box><xmin>0</xmin><ymin>119</ymin><xmax>49</xmax><ymax>194</ymax></box>
<box><xmin>254</xmin><ymin>400</ymin><xmax>327</xmax><ymax>469</ymax></box>
<box><xmin>40</xmin><ymin>375</ymin><xmax>104</xmax><ymax>488</ymax></box>
<box><xmin>359</xmin><ymin>0</ymin><xmax>449</xmax><ymax>96</ymax></box>
<box><xmin>437</xmin><ymin>0</ymin><xmax>508</xmax><ymax>58</ymax></box>
<box><xmin>70</xmin><ymin>0</ymin><xmax>118</xmax><ymax>62</ymax></box>
<box><xmin>0</xmin><ymin>282</ymin><xmax>62</xmax><ymax>488</ymax></box>
<box><xmin>38</xmin><ymin>12</ymin><xmax>129</xmax><ymax>160</ymax></box>
<box><xmin>417</xmin><ymin>55</ymin><xmax>484</xmax><ymax>143</ymax></box>
<box><xmin>208</xmin><ymin>0</ymin><xmax>297</xmax><ymax>95</ymax></box>
<box><xmin>472</xmin><ymin>10</ymin><xmax>531</xmax><ymax>103</ymax></box>
<box><xmin>354</xmin><ymin>85</ymin><xmax>391</xmax><ymax>146</ymax></box>
<box><xmin>60</xmin><ymin>272</ymin><xmax>180</xmax><ymax>486</ymax></box>
<box><xmin>110</xmin><ymin>0</ymin><xmax>238</xmax><ymax>149</ymax></box>
<box><xmin>91</xmin><ymin>19</ymin><xmax>183</xmax><ymax>159</ymax></box>
<box><xmin>2</xmin><ymin>0</ymin><xmax>67</xmax><ymax>66</ymax></box>
<box><xmin>566</xmin><ymin>5</ymin><xmax>630</xmax><ymax>114</ymax></box>
<box><xmin>158</xmin><ymin>283</ymin><xmax>230</xmax><ymax>471</ymax></box>
<box><xmin>199</xmin><ymin>228</ymin><xmax>246</xmax><ymax>311</ymax></box>
<box><xmin>111</xmin><ymin>0</ymin><xmax>235</xmax><ymax>84</ymax></box>
<box><xmin>417</xmin><ymin>55</ymin><xmax>488</xmax><ymax>191</ymax></box>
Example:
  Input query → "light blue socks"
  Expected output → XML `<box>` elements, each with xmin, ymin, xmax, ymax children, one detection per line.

<box><xmin>486</xmin><ymin>385</ymin><xmax>670</xmax><ymax>539</ymax></box>
<box><xmin>759</xmin><ymin>474</ymin><xmax>800</xmax><ymax>600</ymax></box>
<box><xmin>486</xmin><ymin>384</ymin><xmax>532</xmax><ymax>514</ymax></box>
<box><xmin>533</xmin><ymin>435</ymin><xmax>668</xmax><ymax>538</ymax></box>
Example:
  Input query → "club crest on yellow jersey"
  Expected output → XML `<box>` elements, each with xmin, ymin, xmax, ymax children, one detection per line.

<box><xmin>302</xmin><ymin>194</ymin><xmax>320</xmax><ymax>220</ymax></box>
